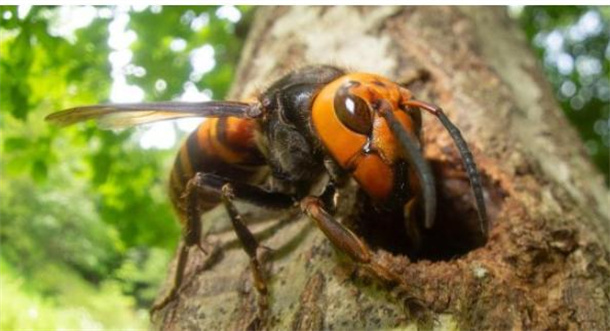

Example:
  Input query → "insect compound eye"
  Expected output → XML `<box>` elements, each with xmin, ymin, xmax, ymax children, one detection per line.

<box><xmin>333</xmin><ymin>83</ymin><xmax>373</xmax><ymax>135</ymax></box>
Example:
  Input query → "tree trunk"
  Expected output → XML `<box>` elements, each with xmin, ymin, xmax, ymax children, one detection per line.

<box><xmin>152</xmin><ymin>6</ymin><xmax>610</xmax><ymax>330</ymax></box>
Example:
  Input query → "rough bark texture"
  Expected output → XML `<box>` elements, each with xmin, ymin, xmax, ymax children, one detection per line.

<box><xmin>153</xmin><ymin>7</ymin><xmax>610</xmax><ymax>330</ymax></box>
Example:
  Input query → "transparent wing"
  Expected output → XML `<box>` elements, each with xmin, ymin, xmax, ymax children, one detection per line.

<box><xmin>45</xmin><ymin>101</ymin><xmax>259</xmax><ymax>129</ymax></box>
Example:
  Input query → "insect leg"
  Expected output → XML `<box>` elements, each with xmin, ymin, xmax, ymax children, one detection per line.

<box><xmin>150</xmin><ymin>173</ymin><xmax>222</xmax><ymax>315</ymax></box>
<box><xmin>220</xmin><ymin>184</ymin><xmax>271</xmax><ymax>319</ymax></box>
<box><xmin>302</xmin><ymin>190</ymin><xmax>434</xmax><ymax>319</ymax></box>
<box><xmin>300</xmin><ymin>193</ymin><xmax>412</xmax><ymax>285</ymax></box>
<box><xmin>152</xmin><ymin>172</ymin><xmax>293</xmax><ymax>318</ymax></box>
<box><xmin>190</xmin><ymin>173</ymin><xmax>294</xmax><ymax>321</ymax></box>
<box><xmin>198</xmin><ymin>173</ymin><xmax>294</xmax><ymax>209</ymax></box>
<box><xmin>150</xmin><ymin>242</ymin><xmax>190</xmax><ymax>315</ymax></box>
<box><xmin>300</xmin><ymin>195</ymin><xmax>371</xmax><ymax>263</ymax></box>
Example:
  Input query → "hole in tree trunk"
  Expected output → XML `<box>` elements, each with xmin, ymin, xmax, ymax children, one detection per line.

<box><xmin>348</xmin><ymin>159</ymin><xmax>504</xmax><ymax>261</ymax></box>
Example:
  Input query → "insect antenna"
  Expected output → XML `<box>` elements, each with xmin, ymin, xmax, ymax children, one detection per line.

<box><xmin>404</xmin><ymin>99</ymin><xmax>489</xmax><ymax>236</ymax></box>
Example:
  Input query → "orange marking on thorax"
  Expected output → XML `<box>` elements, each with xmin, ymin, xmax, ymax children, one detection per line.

<box><xmin>179</xmin><ymin>144</ymin><xmax>194</xmax><ymax>177</ymax></box>
<box><xmin>201</xmin><ymin>117</ymin><xmax>260</xmax><ymax>165</ymax></box>
<box><xmin>224</xmin><ymin>117</ymin><xmax>259</xmax><ymax>151</ymax></box>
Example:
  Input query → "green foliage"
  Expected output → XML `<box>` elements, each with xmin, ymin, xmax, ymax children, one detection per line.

<box><xmin>1</xmin><ymin>6</ymin><xmax>112</xmax><ymax>121</ymax></box>
<box><xmin>518</xmin><ymin>6</ymin><xmax>610</xmax><ymax>183</ymax></box>
<box><xmin>1</xmin><ymin>258</ymin><xmax>148</xmax><ymax>330</ymax></box>
<box><xmin>114</xmin><ymin>247</ymin><xmax>173</xmax><ymax>307</ymax></box>
<box><xmin>1</xmin><ymin>5</ymin><xmax>250</xmax><ymax>329</ymax></box>
<box><xmin>0</xmin><ymin>176</ymin><xmax>122</xmax><ymax>283</ymax></box>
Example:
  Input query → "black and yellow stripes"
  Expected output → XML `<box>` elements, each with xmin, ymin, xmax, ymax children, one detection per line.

<box><xmin>168</xmin><ymin>117</ymin><xmax>266</xmax><ymax>223</ymax></box>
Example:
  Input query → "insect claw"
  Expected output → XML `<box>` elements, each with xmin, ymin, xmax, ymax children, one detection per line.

<box><xmin>221</xmin><ymin>184</ymin><xmax>236</xmax><ymax>200</ymax></box>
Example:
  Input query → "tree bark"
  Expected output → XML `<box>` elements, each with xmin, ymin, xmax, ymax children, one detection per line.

<box><xmin>153</xmin><ymin>6</ymin><xmax>610</xmax><ymax>330</ymax></box>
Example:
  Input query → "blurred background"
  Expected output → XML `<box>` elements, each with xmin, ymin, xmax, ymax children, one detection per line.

<box><xmin>0</xmin><ymin>6</ymin><xmax>607</xmax><ymax>330</ymax></box>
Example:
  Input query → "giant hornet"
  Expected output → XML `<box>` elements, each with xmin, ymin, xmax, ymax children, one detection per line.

<box><xmin>46</xmin><ymin>65</ymin><xmax>488</xmax><ymax>317</ymax></box>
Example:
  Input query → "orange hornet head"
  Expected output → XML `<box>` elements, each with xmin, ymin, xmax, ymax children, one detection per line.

<box><xmin>311</xmin><ymin>73</ymin><xmax>436</xmax><ymax>227</ymax></box>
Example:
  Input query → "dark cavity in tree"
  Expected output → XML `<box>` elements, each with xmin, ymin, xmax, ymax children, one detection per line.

<box><xmin>350</xmin><ymin>159</ymin><xmax>503</xmax><ymax>261</ymax></box>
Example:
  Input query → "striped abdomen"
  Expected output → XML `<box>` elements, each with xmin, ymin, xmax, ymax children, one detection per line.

<box><xmin>169</xmin><ymin>117</ymin><xmax>267</xmax><ymax>223</ymax></box>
